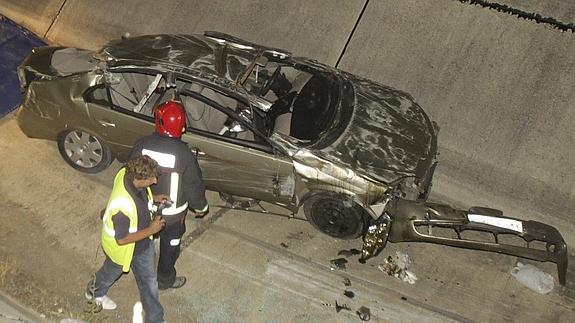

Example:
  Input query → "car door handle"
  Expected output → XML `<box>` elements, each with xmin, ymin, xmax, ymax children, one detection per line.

<box><xmin>97</xmin><ymin>119</ymin><xmax>116</xmax><ymax>127</ymax></box>
<box><xmin>192</xmin><ymin>147</ymin><xmax>205</xmax><ymax>156</ymax></box>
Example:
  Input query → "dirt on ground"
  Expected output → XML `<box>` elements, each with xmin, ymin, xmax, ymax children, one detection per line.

<box><xmin>0</xmin><ymin>198</ymin><xmax>99</xmax><ymax>321</ymax></box>
<box><xmin>0</xmin><ymin>115</ymin><xmax>144</xmax><ymax>322</ymax></box>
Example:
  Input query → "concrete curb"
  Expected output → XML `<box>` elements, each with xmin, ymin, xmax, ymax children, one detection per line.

<box><xmin>0</xmin><ymin>290</ymin><xmax>51</xmax><ymax>323</ymax></box>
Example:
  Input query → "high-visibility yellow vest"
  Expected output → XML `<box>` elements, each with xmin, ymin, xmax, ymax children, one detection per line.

<box><xmin>101</xmin><ymin>168</ymin><xmax>153</xmax><ymax>272</ymax></box>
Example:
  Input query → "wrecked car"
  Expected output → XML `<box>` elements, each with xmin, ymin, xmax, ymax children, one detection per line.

<box><xmin>17</xmin><ymin>32</ymin><xmax>437</xmax><ymax>239</ymax></box>
<box><xmin>17</xmin><ymin>32</ymin><xmax>567</xmax><ymax>284</ymax></box>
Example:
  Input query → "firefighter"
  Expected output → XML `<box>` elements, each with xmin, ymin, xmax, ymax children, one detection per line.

<box><xmin>130</xmin><ymin>100</ymin><xmax>208</xmax><ymax>290</ymax></box>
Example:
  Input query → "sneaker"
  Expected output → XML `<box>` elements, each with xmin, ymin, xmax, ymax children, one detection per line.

<box><xmin>85</xmin><ymin>292</ymin><xmax>117</xmax><ymax>310</ymax></box>
<box><xmin>158</xmin><ymin>276</ymin><xmax>186</xmax><ymax>290</ymax></box>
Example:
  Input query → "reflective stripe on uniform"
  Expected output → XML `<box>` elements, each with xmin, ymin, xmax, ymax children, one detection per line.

<box><xmin>102</xmin><ymin>197</ymin><xmax>135</xmax><ymax>223</ymax></box>
<box><xmin>102</xmin><ymin>197</ymin><xmax>136</xmax><ymax>238</ymax></box>
<box><xmin>196</xmin><ymin>203</ymin><xmax>209</xmax><ymax>213</ymax></box>
<box><xmin>103</xmin><ymin>216</ymin><xmax>139</xmax><ymax>237</ymax></box>
<box><xmin>162</xmin><ymin>202</ymin><xmax>188</xmax><ymax>215</ymax></box>
<box><xmin>169</xmin><ymin>172</ymin><xmax>179</xmax><ymax>207</ymax></box>
<box><xmin>142</xmin><ymin>149</ymin><xmax>176</xmax><ymax>168</ymax></box>
<box><xmin>160</xmin><ymin>172</ymin><xmax>189</xmax><ymax>215</ymax></box>
<box><xmin>103</xmin><ymin>224</ymin><xmax>115</xmax><ymax>237</ymax></box>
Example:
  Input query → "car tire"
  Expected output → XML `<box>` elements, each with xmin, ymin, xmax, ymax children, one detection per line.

<box><xmin>57</xmin><ymin>129</ymin><xmax>113</xmax><ymax>173</ymax></box>
<box><xmin>304</xmin><ymin>194</ymin><xmax>368</xmax><ymax>240</ymax></box>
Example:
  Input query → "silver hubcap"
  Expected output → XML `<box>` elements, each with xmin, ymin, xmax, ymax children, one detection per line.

<box><xmin>63</xmin><ymin>130</ymin><xmax>103</xmax><ymax>168</ymax></box>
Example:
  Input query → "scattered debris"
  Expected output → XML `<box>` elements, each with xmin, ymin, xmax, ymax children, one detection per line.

<box><xmin>511</xmin><ymin>262</ymin><xmax>555</xmax><ymax>294</ymax></box>
<box><xmin>335</xmin><ymin>301</ymin><xmax>351</xmax><ymax>313</ymax></box>
<box><xmin>84</xmin><ymin>299</ymin><xmax>102</xmax><ymax>314</ymax></box>
<box><xmin>356</xmin><ymin>306</ymin><xmax>371</xmax><ymax>321</ymax></box>
<box><xmin>286</xmin><ymin>231</ymin><xmax>306</xmax><ymax>241</ymax></box>
<box><xmin>338</xmin><ymin>248</ymin><xmax>362</xmax><ymax>257</ymax></box>
<box><xmin>343</xmin><ymin>277</ymin><xmax>352</xmax><ymax>286</ymax></box>
<box><xmin>360</xmin><ymin>213</ymin><xmax>391</xmax><ymax>263</ymax></box>
<box><xmin>280</xmin><ymin>242</ymin><xmax>289</xmax><ymax>248</ymax></box>
<box><xmin>344</xmin><ymin>290</ymin><xmax>355</xmax><ymax>298</ymax></box>
<box><xmin>330</xmin><ymin>258</ymin><xmax>348</xmax><ymax>271</ymax></box>
<box><xmin>377</xmin><ymin>251</ymin><xmax>417</xmax><ymax>284</ymax></box>
<box><xmin>378</xmin><ymin>199</ymin><xmax>567</xmax><ymax>285</ymax></box>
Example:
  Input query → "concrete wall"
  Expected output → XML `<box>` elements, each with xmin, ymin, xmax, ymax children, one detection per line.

<box><xmin>493</xmin><ymin>0</ymin><xmax>575</xmax><ymax>23</ymax></box>
<box><xmin>4</xmin><ymin>0</ymin><xmax>364</xmax><ymax>65</ymax></box>
<box><xmin>1</xmin><ymin>0</ymin><xmax>573</xmax><ymax>242</ymax></box>
<box><xmin>339</xmin><ymin>0</ymin><xmax>575</xmax><ymax>236</ymax></box>
<box><xmin>0</xmin><ymin>0</ymin><xmax>64</xmax><ymax>38</ymax></box>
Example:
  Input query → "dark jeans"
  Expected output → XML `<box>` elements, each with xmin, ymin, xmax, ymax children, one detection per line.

<box><xmin>157</xmin><ymin>211</ymin><xmax>186</xmax><ymax>287</ymax></box>
<box><xmin>87</xmin><ymin>243</ymin><xmax>165</xmax><ymax>323</ymax></box>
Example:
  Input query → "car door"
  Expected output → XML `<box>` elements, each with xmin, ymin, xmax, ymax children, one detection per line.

<box><xmin>178</xmin><ymin>83</ymin><xmax>295</xmax><ymax>207</ymax></box>
<box><xmin>83</xmin><ymin>71</ymin><xmax>162</xmax><ymax>160</ymax></box>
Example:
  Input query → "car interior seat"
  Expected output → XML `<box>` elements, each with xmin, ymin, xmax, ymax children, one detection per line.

<box><xmin>270</xmin><ymin>72</ymin><xmax>313</xmax><ymax>136</ymax></box>
<box><xmin>180</xmin><ymin>84</ymin><xmax>229</xmax><ymax>135</ymax></box>
<box><xmin>289</xmin><ymin>75</ymin><xmax>329</xmax><ymax>141</ymax></box>
<box><xmin>109</xmin><ymin>73</ymin><xmax>157</xmax><ymax>111</ymax></box>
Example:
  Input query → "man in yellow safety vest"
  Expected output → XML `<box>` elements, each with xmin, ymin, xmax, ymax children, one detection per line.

<box><xmin>86</xmin><ymin>155</ymin><xmax>167</xmax><ymax>323</ymax></box>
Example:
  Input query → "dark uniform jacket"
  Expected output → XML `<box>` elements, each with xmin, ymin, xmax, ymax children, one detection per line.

<box><xmin>130</xmin><ymin>133</ymin><xmax>207</xmax><ymax>223</ymax></box>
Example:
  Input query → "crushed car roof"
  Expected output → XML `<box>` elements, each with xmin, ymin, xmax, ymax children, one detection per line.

<box><xmin>99</xmin><ymin>34</ymin><xmax>221</xmax><ymax>68</ymax></box>
<box><xmin>96</xmin><ymin>33</ymin><xmax>290</xmax><ymax>80</ymax></box>
<box><xmin>97</xmin><ymin>33</ymin><xmax>437</xmax><ymax>185</ymax></box>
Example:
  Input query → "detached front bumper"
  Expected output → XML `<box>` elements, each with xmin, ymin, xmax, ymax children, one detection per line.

<box><xmin>363</xmin><ymin>199</ymin><xmax>568</xmax><ymax>285</ymax></box>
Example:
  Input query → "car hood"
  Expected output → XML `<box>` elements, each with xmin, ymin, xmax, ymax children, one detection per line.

<box><xmin>313</xmin><ymin>73</ymin><xmax>437</xmax><ymax>185</ymax></box>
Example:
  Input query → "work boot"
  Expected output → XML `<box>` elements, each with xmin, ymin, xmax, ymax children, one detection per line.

<box><xmin>159</xmin><ymin>276</ymin><xmax>186</xmax><ymax>290</ymax></box>
<box><xmin>85</xmin><ymin>292</ymin><xmax>117</xmax><ymax>310</ymax></box>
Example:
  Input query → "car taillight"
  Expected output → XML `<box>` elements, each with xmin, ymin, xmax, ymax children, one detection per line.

<box><xmin>17</xmin><ymin>67</ymin><xmax>42</xmax><ymax>93</ymax></box>
<box><xmin>17</xmin><ymin>67</ymin><xmax>28</xmax><ymax>93</ymax></box>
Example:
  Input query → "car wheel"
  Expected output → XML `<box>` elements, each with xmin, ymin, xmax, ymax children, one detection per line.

<box><xmin>219</xmin><ymin>192</ymin><xmax>259</xmax><ymax>209</ymax></box>
<box><xmin>57</xmin><ymin>129</ymin><xmax>113</xmax><ymax>173</ymax></box>
<box><xmin>304</xmin><ymin>194</ymin><xmax>368</xmax><ymax>240</ymax></box>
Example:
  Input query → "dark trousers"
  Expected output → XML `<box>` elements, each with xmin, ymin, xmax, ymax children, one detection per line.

<box><xmin>157</xmin><ymin>211</ymin><xmax>186</xmax><ymax>287</ymax></box>
<box><xmin>88</xmin><ymin>243</ymin><xmax>164</xmax><ymax>323</ymax></box>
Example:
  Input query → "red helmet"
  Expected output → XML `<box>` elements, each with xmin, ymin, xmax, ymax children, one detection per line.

<box><xmin>154</xmin><ymin>101</ymin><xmax>186</xmax><ymax>138</ymax></box>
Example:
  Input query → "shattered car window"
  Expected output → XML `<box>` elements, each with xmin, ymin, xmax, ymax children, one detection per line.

<box><xmin>177</xmin><ymin>80</ymin><xmax>267</xmax><ymax>144</ymax></box>
<box><xmin>84</xmin><ymin>85</ymin><xmax>109</xmax><ymax>106</ymax></box>
<box><xmin>94</xmin><ymin>71</ymin><xmax>166</xmax><ymax>115</ymax></box>
<box><xmin>108</xmin><ymin>73</ymin><xmax>161</xmax><ymax>112</ymax></box>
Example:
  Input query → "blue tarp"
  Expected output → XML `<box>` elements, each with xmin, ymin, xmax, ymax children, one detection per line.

<box><xmin>0</xmin><ymin>15</ymin><xmax>45</xmax><ymax>118</ymax></box>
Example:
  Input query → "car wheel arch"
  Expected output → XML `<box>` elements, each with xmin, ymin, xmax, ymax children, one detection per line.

<box><xmin>299</xmin><ymin>190</ymin><xmax>375</xmax><ymax>239</ymax></box>
<box><xmin>298</xmin><ymin>189</ymin><xmax>377</xmax><ymax>219</ymax></box>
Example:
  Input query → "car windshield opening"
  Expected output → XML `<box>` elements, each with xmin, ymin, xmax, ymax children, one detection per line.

<box><xmin>287</xmin><ymin>73</ymin><xmax>338</xmax><ymax>141</ymax></box>
<box><xmin>239</xmin><ymin>59</ymin><xmax>340</xmax><ymax>143</ymax></box>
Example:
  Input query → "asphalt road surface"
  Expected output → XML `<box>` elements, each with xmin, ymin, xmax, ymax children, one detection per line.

<box><xmin>0</xmin><ymin>112</ymin><xmax>574</xmax><ymax>322</ymax></box>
